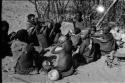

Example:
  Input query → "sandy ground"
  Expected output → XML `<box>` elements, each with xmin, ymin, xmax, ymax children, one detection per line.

<box><xmin>2</xmin><ymin>1</ymin><xmax>125</xmax><ymax>83</ymax></box>
<box><xmin>2</xmin><ymin>55</ymin><xmax>125</xmax><ymax>83</ymax></box>
<box><xmin>2</xmin><ymin>46</ymin><xmax>125</xmax><ymax>83</ymax></box>
<box><xmin>2</xmin><ymin>0</ymin><xmax>36</xmax><ymax>34</ymax></box>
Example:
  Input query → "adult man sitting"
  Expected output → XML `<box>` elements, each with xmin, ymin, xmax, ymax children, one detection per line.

<box><xmin>92</xmin><ymin>23</ymin><xmax>117</xmax><ymax>56</ymax></box>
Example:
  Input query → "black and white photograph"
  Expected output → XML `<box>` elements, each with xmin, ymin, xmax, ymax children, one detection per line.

<box><xmin>1</xmin><ymin>0</ymin><xmax>125</xmax><ymax>83</ymax></box>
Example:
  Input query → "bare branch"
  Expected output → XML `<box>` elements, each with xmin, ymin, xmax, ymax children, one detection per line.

<box><xmin>64</xmin><ymin>0</ymin><xmax>71</xmax><ymax>9</ymax></box>
<box><xmin>34</xmin><ymin>0</ymin><xmax>41</xmax><ymax>18</ymax></box>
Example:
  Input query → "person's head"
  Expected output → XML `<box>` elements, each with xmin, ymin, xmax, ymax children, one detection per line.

<box><xmin>109</xmin><ymin>22</ymin><xmax>116</xmax><ymax>28</ymax></box>
<box><xmin>91</xmin><ymin>25</ymin><xmax>96</xmax><ymax>35</ymax></box>
<box><xmin>27</xmin><ymin>14</ymin><xmax>35</xmax><ymax>22</ymax></box>
<box><xmin>74</xmin><ymin>28</ymin><xmax>81</xmax><ymax>34</ymax></box>
<box><xmin>1</xmin><ymin>21</ymin><xmax>9</xmax><ymax>33</ymax></box>
<box><xmin>80</xmin><ymin>29</ymin><xmax>91</xmax><ymax>39</ymax></box>
<box><xmin>75</xmin><ymin>11</ymin><xmax>82</xmax><ymax>21</ymax></box>
<box><xmin>102</xmin><ymin>23</ymin><xmax>111</xmax><ymax>34</ymax></box>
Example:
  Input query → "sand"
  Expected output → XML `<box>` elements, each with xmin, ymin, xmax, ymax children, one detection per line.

<box><xmin>2</xmin><ymin>55</ymin><xmax>125</xmax><ymax>83</ymax></box>
<box><xmin>2</xmin><ymin>1</ymin><xmax>125</xmax><ymax>83</ymax></box>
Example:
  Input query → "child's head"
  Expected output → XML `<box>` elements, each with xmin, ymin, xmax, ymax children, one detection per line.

<box><xmin>27</xmin><ymin>14</ymin><xmax>35</xmax><ymax>22</ymax></box>
<box><xmin>81</xmin><ymin>29</ymin><xmax>91</xmax><ymax>39</ymax></box>
<box><xmin>91</xmin><ymin>25</ymin><xmax>96</xmax><ymax>35</ymax></box>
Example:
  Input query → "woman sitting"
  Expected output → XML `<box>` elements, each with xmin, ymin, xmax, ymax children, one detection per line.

<box><xmin>50</xmin><ymin>34</ymin><xmax>74</xmax><ymax>78</ymax></box>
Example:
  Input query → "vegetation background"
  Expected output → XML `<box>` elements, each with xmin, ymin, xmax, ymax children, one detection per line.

<box><xmin>2</xmin><ymin>0</ymin><xmax>125</xmax><ymax>34</ymax></box>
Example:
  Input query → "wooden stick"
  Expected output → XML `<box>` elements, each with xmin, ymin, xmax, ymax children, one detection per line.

<box><xmin>49</xmin><ymin>22</ymin><xmax>55</xmax><ymax>38</ymax></box>
<box><xmin>34</xmin><ymin>0</ymin><xmax>41</xmax><ymax>18</ymax></box>
<box><xmin>96</xmin><ymin>0</ymin><xmax>118</xmax><ymax>29</ymax></box>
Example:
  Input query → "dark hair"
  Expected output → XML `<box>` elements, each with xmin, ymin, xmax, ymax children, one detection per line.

<box><xmin>76</xmin><ymin>11</ymin><xmax>83</xmax><ymax>22</ymax></box>
<box><xmin>76</xmin><ymin>11</ymin><xmax>82</xmax><ymax>17</ymax></box>
<box><xmin>74</xmin><ymin>28</ymin><xmax>81</xmax><ymax>34</ymax></box>
<box><xmin>1</xmin><ymin>21</ymin><xmax>9</xmax><ymax>32</ymax></box>
<box><xmin>91</xmin><ymin>25</ymin><xmax>96</xmax><ymax>32</ymax></box>
<box><xmin>27</xmin><ymin>14</ymin><xmax>35</xmax><ymax>20</ymax></box>
<box><xmin>15</xmin><ymin>29</ymin><xmax>29</xmax><ymax>43</ymax></box>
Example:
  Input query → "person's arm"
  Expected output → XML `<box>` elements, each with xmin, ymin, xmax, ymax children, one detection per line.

<box><xmin>51</xmin><ymin>44</ymin><xmax>63</xmax><ymax>54</ymax></box>
<box><xmin>54</xmin><ymin>33</ymin><xmax>60</xmax><ymax>43</ymax></box>
<box><xmin>92</xmin><ymin>32</ymin><xmax>109</xmax><ymax>42</ymax></box>
<box><xmin>91</xmin><ymin>32</ymin><xmax>103</xmax><ymax>37</ymax></box>
<box><xmin>79</xmin><ymin>40</ymin><xmax>87</xmax><ymax>55</ymax></box>
<box><xmin>26</xmin><ymin>22</ymin><xmax>34</xmax><ymax>30</ymax></box>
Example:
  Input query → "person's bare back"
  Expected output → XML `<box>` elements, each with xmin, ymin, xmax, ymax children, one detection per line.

<box><xmin>51</xmin><ymin>39</ymin><xmax>73</xmax><ymax>72</ymax></box>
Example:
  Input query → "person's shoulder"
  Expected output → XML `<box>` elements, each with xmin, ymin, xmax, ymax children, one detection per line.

<box><xmin>26</xmin><ymin>21</ymin><xmax>32</xmax><ymax>27</ymax></box>
<box><xmin>26</xmin><ymin>21</ymin><xmax>31</xmax><ymax>25</ymax></box>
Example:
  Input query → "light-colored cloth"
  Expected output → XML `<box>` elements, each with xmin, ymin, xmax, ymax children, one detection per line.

<box><xmin>60</xmin><ymin>22</ymin><xmax>74</xmax><ymax>35</ymax></box>
<box><xmin>121</xmin><ymin>34</ymin><xmax>125</xmax><ymax>42</ymax></box>
<box><xmin>110</xmin><ymin>29</ymin><xmax>122</xmax><ymax>41</ymax></box>
<box><xmin>117</xmin><ymin>48</ymin><xmax>125</xmax><ymax>54</ymax></box>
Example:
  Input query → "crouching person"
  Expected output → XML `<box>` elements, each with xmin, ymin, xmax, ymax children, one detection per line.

<box><xmin>11</xmin><ymin>29</ymin><xmax>42</xmax><ymax>75</ymax></box>
<box><xmin>92</xmin><ymin>23</ymin><xmax>117</xmax><ymax>56</ymax></box>
<box><xmin>79</xmin><ymin>29</ymin><xmax>96</xmax><ymax>64</ymax></box>
<box><xmin>14</xmin><ymin>43</ymin><xmax>41</xmax><ymax>75</ymax></box>
<box><xmin>49</xmin><ymin>35</ymin><xmax>74</xmax><ymax>80</ymax></box>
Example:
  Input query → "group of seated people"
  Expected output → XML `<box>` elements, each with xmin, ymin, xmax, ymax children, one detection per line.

<box><xmin>1</xmin><ymin>12</ymin><xmax>125</xmax><ymax>80</ymax></box>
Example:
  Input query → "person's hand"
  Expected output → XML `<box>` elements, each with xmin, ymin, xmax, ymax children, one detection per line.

<box><xmin>96</xmin><ymin>37</ymin><xmax>103</xmax><ymax>41</ymax></box>
<box><xmin>44</xmin><ymin>48</ymin><xmax>50</xmax><ymax>52</ymax></box>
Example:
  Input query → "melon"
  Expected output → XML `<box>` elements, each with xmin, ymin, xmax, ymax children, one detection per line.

<box><xmin>48</xmin><ymin>69</ymin><xmax>60</xmax><ymax>81</ymax></box>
